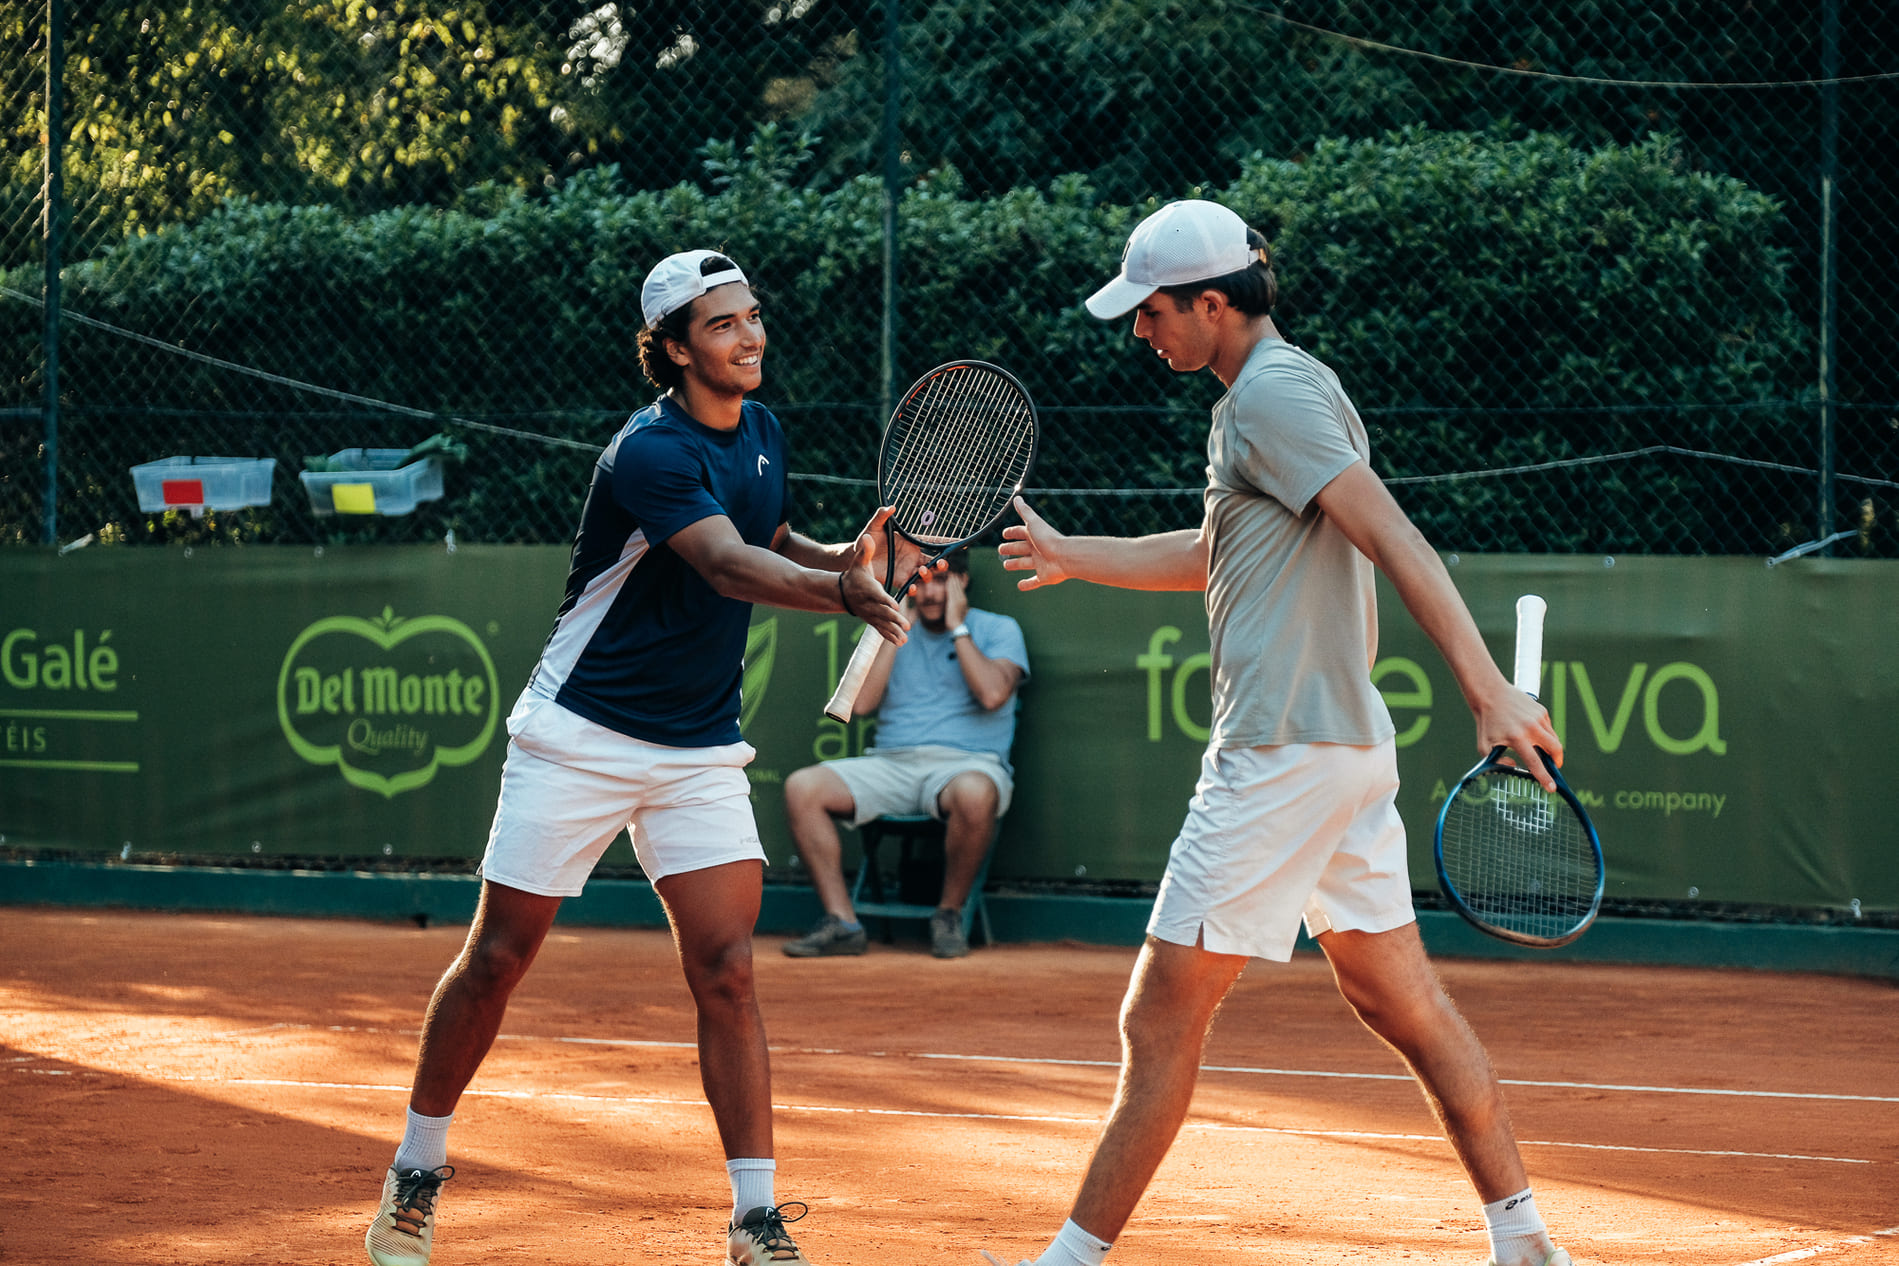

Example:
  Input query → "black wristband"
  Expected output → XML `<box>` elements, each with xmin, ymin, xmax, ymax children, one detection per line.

<box><xmin>837</xmin><ymin>570</ymin><xmax>858</xmax><ymax>617</ymax></box>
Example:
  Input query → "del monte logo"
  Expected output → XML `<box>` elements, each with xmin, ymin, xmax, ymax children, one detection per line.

<box><xmin>277</xmin><ymin>606</ymin><xmax>500</xmax><ymax>798</ymax></box>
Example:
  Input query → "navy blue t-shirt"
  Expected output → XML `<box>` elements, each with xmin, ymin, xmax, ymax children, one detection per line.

<box><xmin>525</xmin><ymin>395</ymin><xmax>789</xmax><ymax>747</ymax></box>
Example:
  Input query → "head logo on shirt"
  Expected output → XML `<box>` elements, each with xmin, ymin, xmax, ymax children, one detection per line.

<box><xmin>757</xmin><ymin>454</ymin><xmax>771</xmax><ymax>476</ymax></box>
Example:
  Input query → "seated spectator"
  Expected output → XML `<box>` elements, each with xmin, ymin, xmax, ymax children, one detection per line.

<box><xmin>782</xmin><ymin>549</ymin><xmax>1029</xmax><ymax>958</ymax></box>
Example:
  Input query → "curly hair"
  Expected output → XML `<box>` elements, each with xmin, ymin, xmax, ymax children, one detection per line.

<box><xmin>636</xmin><ymin>306</ymin><xmax>695</xmax><ymax>392</ymax></box>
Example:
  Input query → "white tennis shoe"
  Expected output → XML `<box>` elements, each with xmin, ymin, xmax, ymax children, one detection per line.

<box><xmin>1488</xmin><ymin>1250</ymin><xmax>1573</xmax><ymax>1266</ymax></box>
<box><xmin>365</xmin><ymin>1165</ymin><xmax>452</xmax><ymax>1266</ymax></box>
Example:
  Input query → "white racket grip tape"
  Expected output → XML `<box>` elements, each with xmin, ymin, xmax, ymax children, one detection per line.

<box><xmin>1513</xmin><ymin>594</ymin><xmax>1548</xmax><ymax>698</ymax></box>
<box><xmin>822</xmin><ymin>622</ymin><xmax>884</xmax><ymax>722</ymax></box>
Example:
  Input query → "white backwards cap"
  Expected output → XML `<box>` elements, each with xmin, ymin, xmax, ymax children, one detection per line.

<box><xmin>641</xmin><ymin>249</ymin><xmax>749</xmax><ymax>328</ymax></box>
<box><xmin>1084</xmin><ymin>200</ymin><xmax>1253</xmax><ymax>319</ymax></box>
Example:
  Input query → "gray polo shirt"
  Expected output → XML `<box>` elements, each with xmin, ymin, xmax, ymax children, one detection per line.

<box><xmin>1202</xmin><ymin>338</ymin><xmax>1396</xmax><ymax>748</ymax></box>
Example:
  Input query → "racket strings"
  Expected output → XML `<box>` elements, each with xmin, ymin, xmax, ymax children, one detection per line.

<box><xmin>1439</xmin><ymin>771</ymin><xmax>1598</xmax><ymax>941</ymax></box>
<box><xmin>884</xmin><ymin>368</ymin><xmax>1034</xmax><ymax>543</ymax></box>
<box><xmin>892</xmin><ymin>375</ymin><xmax>1022</xmax><ymax>537</ymax></box>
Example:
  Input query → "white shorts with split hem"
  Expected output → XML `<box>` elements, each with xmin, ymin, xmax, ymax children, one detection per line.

<box><xmin>480</xmin><ymin>692</ymin><xmax>763</xmax><ymax>897</ymax></box>
<box><xmin>1147</xmin><ymin>739</ymin><xmax>1414</xmax><ymax>962</ymax></box>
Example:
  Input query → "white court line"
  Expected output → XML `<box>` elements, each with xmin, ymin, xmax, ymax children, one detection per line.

<box><xmin>23</xmin><ymin>1022</ymin><xmax>1899</xmax><ymax>1105</ymax></box>
<box><xmin>113</xmin><ymin>1072</ymin><xmax>1878</xmax><ymax>1166</ymax></box>
<box><xmin>524</xmin><ymin>1035</ymin><xmax>1899</xmax><ymax>1105</ymax></box>
<box><xmin>1733</xmin><ymin>1226</ymin><xmax>1899</xmax><ymax>1264</ymax></box>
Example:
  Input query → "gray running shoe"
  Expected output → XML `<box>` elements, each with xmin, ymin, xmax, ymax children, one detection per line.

<box><xmin>781</xmin><ymin>914</ymin><xmax>867</xmax><ymax>958</ymax></box>
<box><xmin>727</xmin><ymin>1201</ymin><xmax>813</xmax><ymax>1264</ymax></box>
<box><xmin>930</xmin><ymin>906</ymin><xmax>970</xmax><ymax>958</ymax></box>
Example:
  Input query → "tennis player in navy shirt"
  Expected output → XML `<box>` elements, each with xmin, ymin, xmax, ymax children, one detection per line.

<box><xmin>365</xmin><ymin>250</ymin><xmax>921</xmax><ymax>1266</ymax></box>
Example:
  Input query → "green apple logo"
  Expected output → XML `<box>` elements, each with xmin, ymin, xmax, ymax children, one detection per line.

<box><xmin>277</xmin><ymin>606</ymin><xmax>500</xmax><ymax>798</ymax></box>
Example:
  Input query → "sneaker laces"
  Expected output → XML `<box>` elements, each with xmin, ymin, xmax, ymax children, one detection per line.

<box><xmin>741</xmin><ymin>1201</ymin><xmax>809</xmax><ymax>1255</ymax></box>
<box><xmin>389</xmin><ymin>1165</ymin><xmax>453</xmax><ymax>1238</ymax></box>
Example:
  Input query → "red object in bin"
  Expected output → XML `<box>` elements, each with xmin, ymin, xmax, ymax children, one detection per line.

<box><xmin>160</xmin><ymin>479</ymin><xmax>206</xmax><ymax>505</ymax></box>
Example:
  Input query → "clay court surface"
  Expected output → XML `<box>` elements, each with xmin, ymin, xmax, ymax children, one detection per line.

<box><xmin>3</xmin><ymin>908</ymin><xmax>1895</xmax><ymax>1265</ymax></box>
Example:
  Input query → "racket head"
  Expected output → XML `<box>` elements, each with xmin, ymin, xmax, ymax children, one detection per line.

<box><xmin>823</xmin><ymin>361</ymin><xmax>1038</xmax><ymax>724</ymax></box>
<box><xmin>875</xmin><ymin>360</ymin><xmax>1039</xmax><ymax>555</ymax></box>
<box><xmin>1432</xmin><ymin>747</ymin><xmax>1605</xmax><ymax>948</ymax></box>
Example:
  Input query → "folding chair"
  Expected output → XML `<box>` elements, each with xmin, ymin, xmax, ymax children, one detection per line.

<box><xmin>847</xmin><ymin>812</ymin><xmax>994</xmax><ymax>947</ymax></box>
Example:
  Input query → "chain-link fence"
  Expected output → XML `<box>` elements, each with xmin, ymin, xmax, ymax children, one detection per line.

<box><xmin>4</xmin><ymin>1</ymin><xmax>1896</xmax><ymax>557</ymax></box>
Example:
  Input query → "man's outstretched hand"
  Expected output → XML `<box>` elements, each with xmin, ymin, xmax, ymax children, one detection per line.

<box><xmin>999</xmin><ymin>497</ymin><xmax>1069</xmax><ymax>591</ymax></box>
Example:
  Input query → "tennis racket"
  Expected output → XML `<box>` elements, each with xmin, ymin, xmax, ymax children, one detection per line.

<box><xmin>822</xmin><ymin>360</ymin><xmax>1039</xmax><ymax>722</ymax></box>
<box><xmin>1432</xmin><ymin>594</ymin><xmax>1604</xmax><ymax>947</ymax></box>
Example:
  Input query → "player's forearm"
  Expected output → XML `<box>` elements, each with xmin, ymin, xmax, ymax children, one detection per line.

<box><xmin>1062</xmin><ymin>528</ymin><xmax>1207</xmax><ymax>591</ymax></box>
<box><xmin>1315</xmin><ymin>463</ymin><xmax>1513</xmax><ymax>716</ymax></box>
<box><xmin>777</xmin><ymin>528</ymin><xmax>853</xmax><ymax>573</ymax></box>
<box><xmin>703</xmin><ymin>541</ymin><xmax>849</xmax><ymax>613</ymax></box>
<box><xmin>1373</xmin><ymin>529</ymin><xmax>1514</xmax><ymax>712</ymax></box>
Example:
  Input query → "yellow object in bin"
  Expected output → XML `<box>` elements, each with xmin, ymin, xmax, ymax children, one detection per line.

<box><xmin>331</xmin><ymin>482</ymin><xmax>379</xmax><ymax>515</ymax></box>
<box><xmin>298</xmin><ymin>449</ymin><xmax>444</xmax><ymax>516</ymax></box>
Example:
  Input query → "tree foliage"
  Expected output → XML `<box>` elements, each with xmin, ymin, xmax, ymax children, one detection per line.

<box><xmin>3</xmin><ymin>0</ymin><xmax>871</xmax><ymax>266</ymax></box>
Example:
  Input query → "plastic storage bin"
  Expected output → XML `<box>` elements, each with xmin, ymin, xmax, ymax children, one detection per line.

<box><xmin>130</xmin><ymin>456</ymin><xmax>277</xmax><ymax>515</ymax></box>
<box><xmin>299</xmin><ymin>449</ymin><xmax>445</xmax><ymax>516</ymax></box>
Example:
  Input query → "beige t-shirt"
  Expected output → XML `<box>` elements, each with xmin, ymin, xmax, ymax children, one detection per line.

<box><xmin>1203</xmin><ymin>338</ymin><xmax>1395</xmax><ymax>748</ymax></box>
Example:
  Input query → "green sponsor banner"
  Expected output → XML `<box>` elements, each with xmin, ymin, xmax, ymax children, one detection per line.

<box><xmin>0</xmin><ymin>546</ymin><xmax>558</xmax><ymax>864</ymax></box>
<box><xmin>2</xmin><ymin>548</ymin><xmax>1893</xmax><ymax>915</ymax></box>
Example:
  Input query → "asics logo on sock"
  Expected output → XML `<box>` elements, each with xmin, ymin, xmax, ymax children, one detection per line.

<box><xmin>1504</xmin><ymin>1195</ymin><xmax>1533</xmax><ymax>1211</ymax></box>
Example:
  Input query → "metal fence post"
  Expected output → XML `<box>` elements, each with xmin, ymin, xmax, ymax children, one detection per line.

<box><xmin>1817</xmin><ymin>0</ymin><xmax>1840</xmax><ymax>553</ymax></box>
<box><xmin>40</xmin><ymin>0</ymin><xmax>64</xmax><ymax>547</ymax></box>
<box><xmin>879</xmin><ymin>0</ymin><xmax>901</xmax><ymax>427</ymax></box>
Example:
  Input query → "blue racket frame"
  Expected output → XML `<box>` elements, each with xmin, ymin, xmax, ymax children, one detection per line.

<box><xmin>1432</xmin><ymin>746</ymin><xmax>1605</xmax><ymax>948</ymax></box>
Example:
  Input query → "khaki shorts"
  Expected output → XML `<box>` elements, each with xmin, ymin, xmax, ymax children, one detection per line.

<box><xmin>1147</xmin><ymin>739</ymin><xmax>1415</xmax><ymax>962</ymax></box>
<box><xmin>480</xmin><ymin>692</ymin><xmax>763</xmax><ymax>895</ymax></box>
<box><xmin>824</xmin><ymin>745</ymin><xmax>1015</xmax><ymax>826</ymax></box>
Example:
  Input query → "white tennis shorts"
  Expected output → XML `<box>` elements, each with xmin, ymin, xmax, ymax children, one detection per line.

<box><xmin>479</xmin><ymin>692</ymin><xmax>764</xmax><ymax>896</ymax></box>
<box><xmin>1147</xmin><ymin>739</ymin><xmax>1415</xmax><ymax>962</ymax></box>
<box><xmin>824</xmin><ymin>745</ymin><xmax>1015</xmax><ymax>826</ymax></box>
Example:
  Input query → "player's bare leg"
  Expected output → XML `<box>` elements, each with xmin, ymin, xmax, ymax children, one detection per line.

<box><xmin>1065</xmin><ymin>936</ymin><xmax>1251</xmax><ymax>1242</ymax></box>
<box><xmin>409</xmin><ymin>879</ymin><xmax>563</xmax><ymax>1115</ymax></box>
<box><xmin>655</xmin><ymin>859</ymin><xmax>774</xmax><ymax>1159</ymax></box>
<box><xmin>783</xmin><ymin>765</ymin><xmax>860</xmax><ymax>921</ymax></box>
<box><xmin>1317</xmin><ymin>924</ymin><xmax>1530</xmax><ymax>1199</ymax></box>
<box><xmin>370</xmin><ymin>880</ymin><xmax>561</xmax><ymax>1266</ymax></box>
<box><xmin>936</xmin><ymin>770</ymin><xmax>1000</xmax><ymax>913</ymax></box>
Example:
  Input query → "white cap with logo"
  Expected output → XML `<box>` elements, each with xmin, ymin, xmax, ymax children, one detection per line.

<box><xmin>641</xmin><ymin>249</ymin><xmax>749</xmax><ymax>328</ymax></box>
<box><xmin>1085</xmin><ymin>200</ymin><xmax>1253</xmax><ymax>319</ymax></box>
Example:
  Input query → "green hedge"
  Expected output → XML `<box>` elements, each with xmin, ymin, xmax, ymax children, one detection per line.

<box><xmin>3</xmin><ymin>127</ymin><xmax>1803</xmax><ymax>550</ymax></box>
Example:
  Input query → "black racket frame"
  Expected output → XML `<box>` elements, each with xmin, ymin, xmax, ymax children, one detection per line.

<box><xmin>869</xmin><ymin>359</ymin><xmax>1041</xmax><ymax>594</ymax></box>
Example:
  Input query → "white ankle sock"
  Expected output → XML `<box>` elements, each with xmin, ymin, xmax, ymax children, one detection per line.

<box><xmin>1482</xmin><ymin>1188</ymin><xmax>1550</xmax><ymax>1265</ymax></box>
<box><xmin>1035</xmin><ymin>1219</ymin><xmax>1112</xmax><ymax>1266</ymax></box>
<box><xmin>727</xmin><ymin>1158</ymin><xmax>776</xmax><ymax>1220</ymax></box>
<box><xmin>392</xmin><ymin>1106</ymin><xmax>453</xmax><ymax>1173</ymax></box>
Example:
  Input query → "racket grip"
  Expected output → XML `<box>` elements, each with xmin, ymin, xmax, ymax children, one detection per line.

<box><xmin>822</xmin><ymin>622</ymin><xmax>884</xmax><ymax>722</ymax></box>
<box><xmin>1513</xmin><ymin>594</ymin><xmax>1548</xmax><ymax>697</ymax></box>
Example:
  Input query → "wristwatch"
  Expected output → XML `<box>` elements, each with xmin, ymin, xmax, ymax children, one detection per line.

<box><xmin>949</xmin><ymin>623</ymin><xmax>971</xmax><ymax>640</ymax></box>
